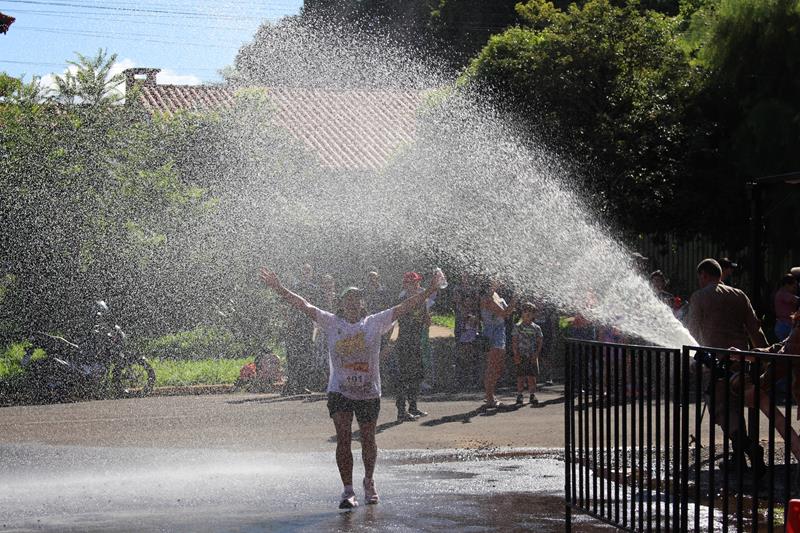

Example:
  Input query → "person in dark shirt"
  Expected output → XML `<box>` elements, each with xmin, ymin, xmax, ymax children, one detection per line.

<box><xmin>718</xmin><ymin>257</ymin><xmax>737</xmax><ymax>287</ymax></box>
<box><xmin>284</xmin><ymin>263</ymin><xmax>319</xmax><ymax>394</ymax></box>
<box><xmin>394</xmin><ymin>271</ymin><xmax>430</xmax><ymax>421</ymax></box>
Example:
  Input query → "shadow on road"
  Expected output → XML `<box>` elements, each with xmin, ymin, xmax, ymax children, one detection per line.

<box><xmin>226</xmin><ymin>392</ymin><xmax>327</xmax><ymax>405</ymax></box>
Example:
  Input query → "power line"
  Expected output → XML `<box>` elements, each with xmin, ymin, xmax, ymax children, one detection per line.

<box><xmin>0</xmin><ymin>58</ymin><xmax>223</xmax><ymax>72</ymax></box>
<box><xmin>0</xmin><ymin>59</ymin><xmax>66</xmax><ymax>67</ymax></box>
<box><xmin>2</xmin><ymin>0</ymin><xmax>297</xmax><ymax>21</ymax></box>
<box><xmin>13</xmin><ymin>26</ymin><xmax>244</xmax><ymax>48</ymax></box>
<box><xmin>15</xmin><ymin>24</ymin><xmax>244</xmax><ymax>44</ymax></box>
<box><xmin>6</xmin><ymin>8</ymin><xmax>258</xmax><ymax>30</ymax></box>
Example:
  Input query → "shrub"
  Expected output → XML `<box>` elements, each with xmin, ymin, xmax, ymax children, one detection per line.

<box><xmin>0</xmin><ymin>342</ymin><xmax>45</xmax><ymax>379</ymax></box>
<box><xmin>136</xmin><ymin>326</ymin><xmax>249</xmax><ymax>361</ymax></box>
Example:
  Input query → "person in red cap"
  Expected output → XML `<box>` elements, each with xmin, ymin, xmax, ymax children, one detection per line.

<box><xmin>393</xmin><ymin>271</ymin><xmax>431</xmax><ymax>421</ymax></box>
<box><xmin>259</xmin><ymin>266</ymin><xmax>443</xmax><ymax>510</ymax></box>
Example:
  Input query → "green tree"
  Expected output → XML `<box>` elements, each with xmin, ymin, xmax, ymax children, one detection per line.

<box><xmin>52</xmin><ymin>49</ymin><xmax>125</xmax><ymax>106</ymax></box>
<box><xmin>430</xmin><ymin>0</ymin><xmax>521</xmax><ymax>68</ymax></box>
<box><xmin>465</xmin><ymin>0</ymin><xmax>716</xmax><ymax>235</ymax></box>
<box><xmin>691</xmin><ymin>0</ymin><xmax>800</xmax><ymax>177</ymax></box>
<box><xmin>0</xmin><ymin>59</ymin><xmax>211</xmax><ymax>341</ymax></box>
<box><xmin>1</xmin><ymin>58</ymin><xmax>316</xmax><ymax>350</ymax></box>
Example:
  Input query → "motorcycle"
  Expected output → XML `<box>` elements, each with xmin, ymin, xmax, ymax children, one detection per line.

<box><xmin>19</xmin><ymin>300</ymin><xmax>156</xmax><ymax>403</ymax></box>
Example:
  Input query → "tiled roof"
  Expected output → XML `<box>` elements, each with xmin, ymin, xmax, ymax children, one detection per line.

<box><xmin>137</xmin><ymin>84</ymin><xmax>422</xmax><ymax>171</ymax></box>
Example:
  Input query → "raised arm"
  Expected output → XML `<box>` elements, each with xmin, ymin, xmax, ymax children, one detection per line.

<box><xmin>259</xmin><ymin>267</ymin><xmax>317</xmax><ymax>322</ymax></box>
<box><xmin>391</xmin><ymin>271</ymin><xmax>443</xmax><ymax>322</ymax></box>
<box><xmin>482</xmin><ymin>294</ymin><xmax>516</xmax><ymax>318</ymax></box>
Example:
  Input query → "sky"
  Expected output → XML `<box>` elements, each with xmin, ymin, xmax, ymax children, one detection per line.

<box><xmin>0</xmin><ymin>0</ymin><xmax>304</xmax><ymax>86</ymax></box>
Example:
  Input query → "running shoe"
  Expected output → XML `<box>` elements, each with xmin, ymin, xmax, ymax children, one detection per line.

<box><xmin>397</xmin><ymin>410</ymin><xmax>419</xmax><ymax>422</ymax></box>
<box><xmin>408</xmin><ymin>408</ymin><xmax>428</xmax><ymax>417</ymax></box>
<box><xmin>530</xmin><ymin>394</ymin><xmax>539</xmax><ymax>406</ymax></box>
<box><xmin>363</xmin><ymin>477</ymin><xmax>380</xmax><ymax>505</ymax></box>
<box><xmin>484</xmin><ymin>399</ymin><xmax>503</xmax><ymax>408</ymax></box>
<box><xmin>339</xmin><ymin>490</ymin><xmax>359</xmax><ymax>509</ymax></box>
<box><xmin>515</xmin><ymin>394</ymin><xmax>524</xmax><ymax>406</ymax></box>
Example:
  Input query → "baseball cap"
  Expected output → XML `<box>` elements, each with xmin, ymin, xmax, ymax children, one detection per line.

<box><xmin>402</xmin><ymin>272</ymin><xmax>423</xmax><ymax>283</ymax></box>
<box><xmin>339</xmin><ymin>287</ymin><xmax>363</xmax><ymax>299</ymax></box>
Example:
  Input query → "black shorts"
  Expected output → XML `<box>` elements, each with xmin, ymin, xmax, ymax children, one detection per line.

<box><xmin>327</xmin><ymin>392</ymin><xmax>381</xmax><ymax>424</ymax></box>
<box><xmin>516</xmin><ymin>357</ymin><xmax>539</xmax><ymax>378</ymax></box>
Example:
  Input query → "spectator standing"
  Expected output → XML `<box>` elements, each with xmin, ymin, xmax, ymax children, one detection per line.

<box><xmin>309</xmin><ymin>274</ymin><xmax>337</xmax><ymax>391</ymax></box>
<box><xmin>570</xmin><ymin>290</ymin><xmax>600</xmax><ymax>342</ymax></box>
<box><xmin>650</xmin><ymin>270</ymin><xmax>675</xmax><ymax>307</ymax></box>
<box><xmin>284</xmin><ymin>263</ymin><xmax>319</xmax><ymax>394</ymax></box>
<box><xmin>363</xmin><ymin>271</ymin><xmax>389</xmax><ymax>314</ymax></box>
<box><xmin>512</xmin><ymin>302</ymin><xmax>543</xmax><ymax>406</ymax></box>
<box><xmin>686</xmin><ymin>258</ymin><xmax>768</xmax><ymax>476</ymax></box>
<box><xmin>363</xmin><ymin>270</ymin><xmax>393</xmax><ymax>362</ymax></box>
<box><xmin>686</xmin><ymin>259</ymin><xmax>767</xmax><ymax>350</ymax></box>
<box><xmin>394</xmin><ymin>272</ymin><xmax>430</xmax><ymax>421</ymax></box>
<box><xmin>774</xmin><ymin>273</ymin><xmax>800</xmax><ymax>341</ymax></box>
<box><xmin>632</xmin><ymin>252</ymin><xmax>649</xmax><ymax>275</ymax></box>
<box><xmin>452</xmin><ymin>273</ymin><xmax>480</xmax><ymax>342</ymax></box>
<box><xmin>718</xmin><ymin>257</ymin><xmax>738</xmax><ymax>286</ymax></box>
<box><xmin>481</xmin><ymin>280</ymin><xmax>516</xmax><ymax>407</ymax></box>
<box><xmin>534</xmin><ymin>302</ymin><xmax>558</xmax><ymax>385</ymax></box>
<box><xmin>320</xmin><ymin>274</ymin><xmax>336</xmax><ymax>309</ymax></box>
<box><xmin>456</xmin><ymin>313</ymin><xmax>482</xmax><ymax>389</ymax></box>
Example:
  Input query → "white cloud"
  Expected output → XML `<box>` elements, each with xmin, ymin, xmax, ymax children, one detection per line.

<box><xmin>156</xmin><ymin>69</ymin><xmax>203</xmax><ymax>86</ymax></box>
<box><xmin>38</xmin><ymin>57</ymin><xmax>203</xmax><ymax>97</ymax></box>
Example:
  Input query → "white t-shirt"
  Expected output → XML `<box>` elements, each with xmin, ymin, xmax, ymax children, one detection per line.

<box><xmin>314</xmin><ymin>307</ymin><xmax>396</xmax><ymax>400</ymax></box>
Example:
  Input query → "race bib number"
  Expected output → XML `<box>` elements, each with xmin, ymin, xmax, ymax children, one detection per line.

<box><xmin>338</xmin><ymin>362</ymin><xmax>373</xmax><ymax>395</ymax></box>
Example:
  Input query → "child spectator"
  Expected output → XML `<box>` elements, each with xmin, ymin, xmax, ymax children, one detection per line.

<box><xmin>649</xmin><ymin>270</ymin><xmax>674</xmax><ymax>306</ymax></box>
<box><xmin>512</xmin><ymin>302</ymin><xmax>544</xmax><ymax>406</ymax></box>
<box><xmin>237</xmin><ymin>350</ymin><xmax>284</xmax><ymax>392</ymax></box>
<box><xmin>456</xmin><ymin>313</ymin><xmax>481</xmax><ymax>389</ymax></box>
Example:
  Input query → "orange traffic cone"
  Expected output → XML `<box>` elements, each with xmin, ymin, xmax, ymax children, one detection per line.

<box><xmin>788</xmin><ymin>500</ymin><xmax>800</xmax><ymax>533</ymax></box>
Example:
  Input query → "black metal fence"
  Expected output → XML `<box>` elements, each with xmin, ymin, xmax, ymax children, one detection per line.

<box><xmin>564</xmin><ymin>339</ymin><xmax>800</xmax><ymax>532</ymax></box>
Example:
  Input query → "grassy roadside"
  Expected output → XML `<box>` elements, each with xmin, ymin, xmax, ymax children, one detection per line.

<box><xmin>430</xmin><ymin>313</ymin><xmax>455</xmax><ymax>329</ymax></box>
<box><xmin>149</xmin><ymin>358</ymin><xmax>250</xmax><ymax>387</ymax></box>
<box><xmin>0</xmin><ymin>342</ymin><xmax>44</xmax><ymax>379</ymax></box>
<box><xmin>1</xmin><ymin>343</ymin><xmax>250</xmax><ymax>388</ymax></box>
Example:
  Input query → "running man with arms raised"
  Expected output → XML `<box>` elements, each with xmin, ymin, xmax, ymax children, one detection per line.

<box><xmin>259</xmin><ymin>267</ymin><xmax>443</xmax><ymax>509</ymax></box>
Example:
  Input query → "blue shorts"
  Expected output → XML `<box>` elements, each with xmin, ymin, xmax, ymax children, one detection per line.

<box><xmin>482</xmin><ymin>323</ymin><xmax>506</xmax><ymax>350</ymax></box>
<box><xmin>775</xmin><ymin>321</ymin><xmax>792</xmax><ymax>342</ymax></box>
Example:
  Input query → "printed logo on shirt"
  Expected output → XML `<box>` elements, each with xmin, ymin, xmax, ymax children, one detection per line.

<box><xmin>335</xmin><ymin>332</ymin><xmax>366</xmax><ymax>358</ymax></box>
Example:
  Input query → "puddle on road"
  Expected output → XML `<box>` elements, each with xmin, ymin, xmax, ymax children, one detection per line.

<box><xmin>1</xmin><ymin>445</ymin><xmax>611</xmax><ymax>532</ymax></box>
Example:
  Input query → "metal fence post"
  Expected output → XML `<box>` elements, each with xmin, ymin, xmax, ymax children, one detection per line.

<box><xmin>565</xmin><ymin>341</ymin><xmax>572</xmax><ymax>533</ymax></box>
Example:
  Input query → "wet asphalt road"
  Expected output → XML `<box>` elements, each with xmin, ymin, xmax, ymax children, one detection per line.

<box><xmin>0</xmin><ymin>391</ymin><xmax>612</xmax><ymax>531</ymax></box>
<box><xmin>1</xmin><ymin>445</ymin><xmax>611</xmax><ymax>532</ymax></box>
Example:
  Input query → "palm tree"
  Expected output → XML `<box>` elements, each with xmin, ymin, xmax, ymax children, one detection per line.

<box><xmin>53</xmin><ymin>49</ymin><xmax>125</xmax><ymax>106</ymax></box>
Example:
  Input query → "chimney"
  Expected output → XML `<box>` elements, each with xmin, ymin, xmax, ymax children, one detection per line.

<box><xmin>124</xmin><ymin>68</ymin><xmax>161</xmax><ymax>92</ymax></box>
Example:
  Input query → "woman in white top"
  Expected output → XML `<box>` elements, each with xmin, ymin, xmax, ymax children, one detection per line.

<box><xmin>259</xmin><ymin>267</ymin><xmax>443</xmax><ymax>510</ymax></box>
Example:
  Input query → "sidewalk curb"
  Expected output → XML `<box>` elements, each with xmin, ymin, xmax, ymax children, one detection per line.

<box><xmin>150</xmin><ymin>384</ymin><xmax>237</xmax><ymax>396</ymax></box>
